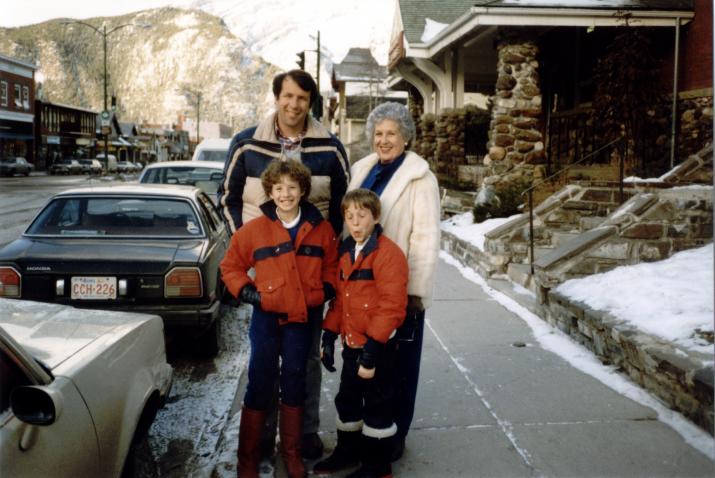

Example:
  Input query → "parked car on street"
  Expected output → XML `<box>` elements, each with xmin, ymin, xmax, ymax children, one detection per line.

<box><xmin>96</xmin><ymin>153</ymin><xmax>118</xmax><ymax>173</ymax></box>
<box><xmin>0</xmin><ymin>185</ymin><xmax>230</xmax><ymax>356</ymax></box>
<box><xmin>0</xmin><ymin>298</ymin><xmax>172</xmax><ymax>477</ymax></box>
<box><xmin>116</xmin><ymin>160</ymin><xmax>137</xmax><ymax>174</ymax></box>
<box><xmin>49</xmin><ymin>159</ymin><xmax>82</xmax><ymax>176</ymax></box>
<box><xmin>0</xmin><ymin>157</ymin><xmax>34</xmax><ymax>177</ymax></box>
<box><xmin>191</xmin><ymin>138</ymin><xmax>231</xmax><ymax>163</ymax></box>
<box><xmin>139</xmin><ymin>160</ymin><xmax>224</xmax><ymax>204</ymax></box>
<box><xmin>79</xmin><ymin>159</ymin><xmax>104</xmax><ymax>175</ymax></box>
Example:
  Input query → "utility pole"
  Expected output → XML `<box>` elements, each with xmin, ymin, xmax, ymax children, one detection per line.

<box><xmin>313</xmin><ymin>30</ymin><xmax>323</xmax><ymax>120</ymax></box>
<box><xmin>180</xmin><ymin>86</ymin><xmax>203</xmax><ymax>151</ymax></box>
<box><xmin>62</xmin><ymin>20</ymin><xmax>150</xmax><ymax>170</ymax></box>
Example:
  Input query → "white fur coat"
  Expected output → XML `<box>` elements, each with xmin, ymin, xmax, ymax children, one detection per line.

<box><xmin>349</xmin><ymin>151</ymin><xmax>441</xmax><ymax>308</ymax></box>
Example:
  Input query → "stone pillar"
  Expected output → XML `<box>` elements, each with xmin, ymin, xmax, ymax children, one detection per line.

<box><xmin>484</xmin><ymin>34</ymin><xmax>544</xmax><ymax>188</ymax></box>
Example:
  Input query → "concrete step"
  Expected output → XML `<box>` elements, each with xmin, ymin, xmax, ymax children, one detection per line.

<box><xmin>551</xmin><ymin>231</ymin><xmax>581</xmax><ymax>247</ymax></box>
<box><xmin>507</xmin><ymin>262</ymin><xmax>533</xmax><ymax>289</ymax></box>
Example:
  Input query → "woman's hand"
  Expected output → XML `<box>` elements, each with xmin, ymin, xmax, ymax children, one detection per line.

<box><xmin>358</xmin><ymin>365</ymin><xmax>375</xmax><ymax>379</ymax></box>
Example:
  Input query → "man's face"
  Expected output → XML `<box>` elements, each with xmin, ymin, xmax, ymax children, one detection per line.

<box><xmin>276</xmin><ymin>76</ymin><xmax>311</xmax><ymax>135</ymax></box>
<box><xmin>344</xmin><ymin>203</ymin><xmax>378</xmax><ymax>246</ymax></box>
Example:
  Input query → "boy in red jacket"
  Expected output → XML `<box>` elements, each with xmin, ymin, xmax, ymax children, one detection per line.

<box><xmin>220</xmin><ymin>160</ymin><xmax>338</xmax><ymax>478</ymax></box>
<box><xmin>314</xmin><ymin>189</ymin><xmax>408</xmax><ymax>478</ymax></box>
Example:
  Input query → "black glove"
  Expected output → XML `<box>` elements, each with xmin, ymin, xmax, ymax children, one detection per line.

<box><xmin>323</xmin><ymin>282</ymin><xmax>336</xmax><ymax>303</ymax></box>
<box><xmin>407</xmin><ymin>295</ymin><xmax>424</xmax><ymax>314</ymax></box>
<box><xmin>358</xmin><ymin>337</ymin><xmax>383</xmax><ymax>370</ymax></box>
<box><xmin>239</xmin><ymin>284</ymin><xmax>261</xmax><ymax>307</ymax></box>
<box><xmin>321</xmin><ymin>330</ymin><xmax>338</xmax><ymax>372</ymax></box>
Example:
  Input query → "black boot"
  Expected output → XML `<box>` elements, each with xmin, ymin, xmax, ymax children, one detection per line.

<box><xmin>313</xmin><ymin>430</ymin><xmax>361</xmax><ymax>475</ymax></box>
<box><xmin>301</xmin><ymin>432</ymin><xmax>324</xmax><ymax>460</ymax></box>
<box><xmin>345</xmin><ymin>434</ymin><xmax>393</xmax><ymax>478</ymax></box>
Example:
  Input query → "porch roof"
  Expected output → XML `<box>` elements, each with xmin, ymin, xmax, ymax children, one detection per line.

<box><xmin>399</xmin><ymin>0</ymin><xmax>694</xmax><ymax>59</ymax></box>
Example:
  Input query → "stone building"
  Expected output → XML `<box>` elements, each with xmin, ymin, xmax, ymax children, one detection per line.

<box><xmin>388</xmin><ymin>0</ymin><xmax>712</xmax><ymax>191</ymax></box>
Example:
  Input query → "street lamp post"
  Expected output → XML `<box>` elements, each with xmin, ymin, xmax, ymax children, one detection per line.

<box><xmin>62</xmin><ymin>20</ymin><xmax>150</xmax><ymax>169</ymax></box>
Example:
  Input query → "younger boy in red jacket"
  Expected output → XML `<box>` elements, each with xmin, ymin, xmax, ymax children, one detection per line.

<box><xmin>314</xmin><ymin>188</ymin><xmax>408</xmax><ymax>478</ymax></box>
<box><xmin>220</xmin><ymin>160</ymin><xmax>338</xmax><ymax>478</ymax></box>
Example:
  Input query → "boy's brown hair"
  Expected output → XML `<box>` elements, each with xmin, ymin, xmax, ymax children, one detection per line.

<box><xmin>341</xmin><ymin>188</ymin><xmax>381</xmax><ymax>219</ymax></box>
<box><xmin>261</xmin><ymin>160</ymin><xmax>312</xmax><ymax>197</ymax></box>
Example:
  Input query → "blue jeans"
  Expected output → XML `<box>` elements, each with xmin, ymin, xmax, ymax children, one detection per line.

<box><xmin>393</xmin><ymin>309</ymin><xmax>425</xmax><ymax>439</ymax></box>
<box><xmin>244</xmin><ymin>308</ymin><xmax>311</xmax><ymax>409</ymax></box>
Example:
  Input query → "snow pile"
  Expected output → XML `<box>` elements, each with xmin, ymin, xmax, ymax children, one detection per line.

<box><xmin>420</xmin><ymin>18</ymin><xmax>449</xmax><ymax>43</ymax></box>
<box><xmin>441</xmin><ymin>211</ymin><xmax>521</xmax><ymax>250</ymax></box>
<box><xmin>556</xmin><ymin>245</ymin><xmax>714</xmax><ymax>355</ymax></box>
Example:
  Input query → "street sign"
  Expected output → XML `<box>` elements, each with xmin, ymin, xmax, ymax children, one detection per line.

<box><xmin>100</xmin><ymin>110</ymin><xmax>111</xmax><ymax>127</ymax></box>
<box><xmin>101</xmin><ymin>126</ymin><xmax>111</xmax><ymax>135</ymax></box>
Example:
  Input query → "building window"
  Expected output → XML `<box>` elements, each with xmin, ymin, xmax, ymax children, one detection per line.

<box><xmin>22</xmin><ymin>86</ymin><xmax>29</xmax><ymax>110</ymax></box>
<box><xmin>0</xmin><ymin>81</ymin><xmax>7</xmax><ymax>107</ymax></box>
<box><xmin>14</xmin><ymin>84</ymin><xmax>22</xmax><ymax>108</ymax></box>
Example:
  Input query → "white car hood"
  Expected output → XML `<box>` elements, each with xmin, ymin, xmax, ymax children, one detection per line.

<box><xmin>0</xmin><ymin>299</ymin><xmax>157</xmax><ymax>370</ymax></box>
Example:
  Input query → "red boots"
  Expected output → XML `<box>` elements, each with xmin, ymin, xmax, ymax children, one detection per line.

<box><xmin>238</xmin><ymin>406</ymin><xmax>267</xmax><ymax>478</ymax></box>
<box><xmin>279</xmin><ymin>403</ymin><xmax>306</xmax><ymax>478</ymax></box>
<box><xmin>238</xmin><ymin>403</ymin><xmax>306</xmax><ymax>478</ymax></box>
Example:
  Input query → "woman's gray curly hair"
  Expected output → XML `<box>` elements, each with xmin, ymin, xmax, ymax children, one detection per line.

<box><xmin>365</xmin><ymin>102</ymin><xmax>416</xmax><ymax>148</ymax></box>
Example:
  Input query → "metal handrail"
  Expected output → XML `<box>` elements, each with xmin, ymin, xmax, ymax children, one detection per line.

<box><xmin>521</xmin><ymin>135</ymin><xmax>625</xmax><ymax>274</ymax></box>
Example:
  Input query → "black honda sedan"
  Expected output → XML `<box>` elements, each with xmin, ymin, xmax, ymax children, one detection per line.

<box><xmin>0</xmin><ymin>185</ymin><xmax>230</xmax><ymax>355</ymax></box>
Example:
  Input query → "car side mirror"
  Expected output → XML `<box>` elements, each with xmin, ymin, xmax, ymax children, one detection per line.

<box><xmin>11</xmin><ymin>386</ymin><xmax>63</xmax><ymax>426</ymax></box>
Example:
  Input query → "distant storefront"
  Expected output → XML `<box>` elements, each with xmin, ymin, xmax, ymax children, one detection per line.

<box><xmin>35</xmin><ymin>100</ymin><xmax>97</xmax><ymax>170</ymax></box>
<box><xmin>0</xmin><ymin>53</ymin><xmax>36</xmax><ymax>164</ymax></box>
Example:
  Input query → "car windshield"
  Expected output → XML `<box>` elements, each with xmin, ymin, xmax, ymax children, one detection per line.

<box><xmin>141</xmin><ymin>166</ymin><xmax>222</xmax><ymax>196</ymax></box>
<box><xmin>196</xmin><ymin>150</ymin><xmax>227</xmax><ymax>162</ymax></box>
<box><xmin>25</xmin><ymin>196</ymin><xmax>203</xmax><ymax>237</ymax></box>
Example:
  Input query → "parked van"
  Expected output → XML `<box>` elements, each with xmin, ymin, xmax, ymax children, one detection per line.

<box><xmin>95</xmin><ymin>153</ymin><xmax>118</xmax><ymax>173</ymax></box>
<box><xmin>191</xmin><ymin>138</ymin><xmax>231</xmax><ymax>163</ymax></box>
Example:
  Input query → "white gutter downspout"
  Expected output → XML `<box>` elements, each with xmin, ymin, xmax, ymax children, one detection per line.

<box><xmin>670</xmin><ymin>17</ymin><xmax>681</xmax><ymax>169</ymax></box>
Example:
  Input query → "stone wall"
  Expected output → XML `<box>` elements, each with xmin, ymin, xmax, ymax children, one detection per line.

<box><xmin>545</xmin><ymin>291</ymin><xmax>714</xmax><ymax>435</ymax></box>
<box><xmin>678</xmin><ymin>91</ymin><xmax>714</xmax><ymax>161</ymax></box>
<box><xmin>535</xmin><ymin>186</ymin><xmax>714</xmax><ymax>289</ymax></box>
<box><xmin>415</xmin><ymin>106</ymin><xmax>490</xmax><ymax>188</ymax></box>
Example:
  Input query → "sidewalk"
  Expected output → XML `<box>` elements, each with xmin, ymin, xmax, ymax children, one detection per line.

<box><xmin>305</xmin><ymin>257</ymin><xmax>714</xmax><ymax>477</ymax></box>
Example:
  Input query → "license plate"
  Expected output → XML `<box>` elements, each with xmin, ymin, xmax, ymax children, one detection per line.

<box><xmin>71</xmin><ymin>276</ymin><xmax>117</xmax><ymax>300</ymax></box>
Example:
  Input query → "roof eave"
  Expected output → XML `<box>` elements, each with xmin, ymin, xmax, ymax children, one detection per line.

<box><xmin>409</xmin><ymin>6</ymin><xmax>694</xmax><ymax>60</ymax></box>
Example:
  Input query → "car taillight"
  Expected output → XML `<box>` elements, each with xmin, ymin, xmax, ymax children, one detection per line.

<box><xmin>165</xmin><ymin>267</ymin><xmax>202</xmax><ymax>298</ymax></box>
<box><xmin>0</xmin><ymin>266</ymin><xmax>21</xmax><ymax>298</ymax></box>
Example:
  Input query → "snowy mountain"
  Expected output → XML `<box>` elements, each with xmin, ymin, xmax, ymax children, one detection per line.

<box><xmin>186</xmin><ymin>0</ymin><xmax>393</xmax><ymax>77</ymax></box>
<box><xmin>0</xmin><ymin>1</ymin><xmax>394</xmax><ymax>127</ymax></box>
<box><xmin>0</xmin><ymin>8</ymin><xmax>280</xmax><ymax>128</ymax></box>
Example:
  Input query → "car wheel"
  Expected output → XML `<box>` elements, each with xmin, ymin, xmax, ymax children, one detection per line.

<box><xmin>121</xmin><ymin>396</ymin><xmax>160</xmax><ymax>478</ymax></box>
<box><xmin>197</xmin><ymin>316</ymin><xmax>220</xmax><ymax>358</ymax></box>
